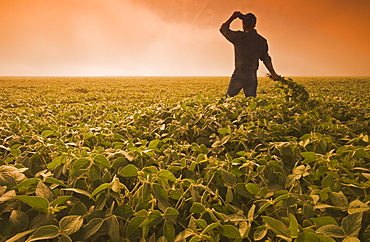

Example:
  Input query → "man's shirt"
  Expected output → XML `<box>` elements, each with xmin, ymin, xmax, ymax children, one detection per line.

<box><xmin>220</xmin><ymin>23</ymin><xmax>272</xmax><ymax>70</ymax></box>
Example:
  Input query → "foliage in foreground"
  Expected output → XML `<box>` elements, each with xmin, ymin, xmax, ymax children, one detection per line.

<box><xmin>0</xmin><ymin>77</ymin><xmax>370</xmax><ymax>241</ymax></box>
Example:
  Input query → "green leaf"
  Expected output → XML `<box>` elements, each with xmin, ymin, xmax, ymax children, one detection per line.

<box><xmin>361</xmin><ymin>224</ymin><xmax>370</xmax><ymax>242</ymax></box>
<box><xmin>113</xmin><ymin>204</ymin><xmax>133</xmax><ymax>219</ymax></box>
<box><xmin>220</xmin><ymin>169</ymin><xmax>237</xmax><ymax>186</ymax></box>
<box><xmin>47</xmin><ymin>156</ymin><xmax>65</xmax><ymax>170</ymax></box>
<box><xmin>143</xmin><ymin>166</ymin><xmax>159</xmax><ymax>175</ymax></box>
<box><xmin>234</xmin><ymin>183</ymin><xmax>253</xmax><ymax>198</ymax></box>
<box><xmin>322</xmin><ymin>175</ymin><xmax>335</xmax><ymax>188</ymax></box>
<box><xmin>194</xmin><ymin>219</ymin><xmax>207</xmax><ymax>229</ymax></box>
<box><xmin>257</xmin><ymin>201</ymin><xmax>273</xmax><ymax>215</ymax></box>
<box><xmin>175</xmin><ymin>229</ymin><xmax>194</xmax><ymax>242</ymax></box>
<box><xmin>50</xmin><ymin>196</ymin><xmax>73</xmax><ymax>207</ymax></box>
<box><xmin>342</xmin><ymin>212</ymin><xmax>362</xmax><ymax>237</ymax></box>
<box><xmin>44</xmin><ymin>177</ymin><xmax>67</xmax><ymax>187</ymax></box>
<box><xmin>93</xmin><ymin>155</ymin><xmax>110</xmax><ymax>169</ymax></box>
<box><xmin>262</xmin><ymin>216</ymin><xmax>290</xmax><ymax>237</ymax></box>
<box><xmin>245</xmin><ymin>183</ymin><xmax>259</xmax><ymax>195</ymax></box>
<box><xmin>218</xmin><ymin>127</ymin><xmax>231</xmax><ymax>134</ymax></box>
<box><xmin>296</xmin><ymin>230</ymin><xmax>336</xmax><ymax>242</ymax></box>
<box><xmin>16</xmin><ymin>196</ymin><xmax>49</xmax><ymax>213</ymax></box>
<box><xmin>41</xmin><ymin>130</ymin><xmax>54</xmax><ymax>138</ymax></box>
<box><xmin>164</xmin><ymin>221</ymin><xmax>175</xmax><ymax>242</ymax></box>
<box><xmin>89</xmin><ymin>164</ymin><xmax>102</xmax><ymax>181</ymax></box>
<box><xmin>107</xmin><ymin>215</ymin><xmax>120</xmax><ymax>242</ymax></box>
<box><xmin>249</xmin><ymin>102</ymin><xmax>258</xmax><ymax>110</ymax></box>
<box><xmin>219</xmin><ymin>225</ymin><xmax>241</xmax><ymax>238</ymax></box>
<box><xmin>123</xmin><ymin>152</ymin><xmax>136</xmax><ymax>161</ymax></box>
<box><xmin>362</xmin><ymin>173</ymin><xmax>370</xmax><ymax>180</ymax></box>
<box><xmin>73</xmin><ymin>218</ymin><xmax>104</xmax><ymax>241</ymax></box>
<box><xmin>59</xmin><ymin>234</ymin><xmax>73</xmax><ymax>242</ymax></box>
<box><xmin>118</xmin><ymin>164</ymin><xmax>138</xmax><ymax>177</ymax></box>
<box><xmin>343</xmin><ymin>237</ymin><xmax>361</xmax><ymax>242</ymax></box>
<box><xmin>164</xmin><ymin>207</ymin><xmax>179</xmax><ymax>223</ymax></box>
<box><xmin>11</xmin><ymin>148</ymin><xmax>21</xmax><ymax>157</ymax></box>
<box><xmin>253</xmin><ymin>226</ymin><xmax>268</xmax><ymax>241</ymax></box>
<box><xmin>135</xmin><ymin>209</ymin><xmax>149</xmax><ymax>217</ymax></box>
<box><xmin>289</xmin><ymin>213</ymin><xmax>299</xmax><ymax>237</ymax></box>
<box><xmin>90</xmin><ymin>183</ymin><xmax>111</xmax><ymax>198</ymax></box>
<box><xmin>225</xmin><ymin>186</ymin><xmax>233</xmax><ymax>203</ymax></box>
<box><xmin>35</xmin><ymin>181</ymin><xmax>54</xmax><ymax>201</ymax></box>
<box><xmin>247</xmin><ymin>204</ymin><xmax>256</xmax><ymax>222</ymax></box>
<box><xmin>71</xmin><ymin>158</ymin><xmax>90</xmax><ymax>176</ymax></box>
<box><xmin>190</xmin><ymin>202</ymin><xmax>206</xmax><ymax>213</ymax></box>
<box><xmin>13</xmin><ymin>178</ymin><xmax>40</xmax><ymax>193</ymax></box>
<box><xmin>0</xmin><ymin>189</ymin><xmax>16</xmax><ymax>202</ymax></box>
<box><xmin>29</xmin><ymin>214</ymin><xmax>54</xmax><ymax>229</ymax></box>
<box><xmin>224</xmin><ymin>214</ymin><xmax>248</xmax><ymax>222</ymax></box>
<box><xmin>69</xmin><ymin>202</ymin><xmax>87</xmax><ymax>215</ymax></box>
<box><xmin>164</xmin><ymin>207</ymin><xmax>179</xmax><ymax>216</ymax></box>
<box><xmin>142</xmin><ymin>181</ymin><xmax>151</xmax><ymax>199</ymax></box>
<box><xmin>348</xmin><ymin>200</ymin><xmax>370</xmax><ymax>214</ymax></box>
<box><xmin>62</xmin><ymin>188</ymin><xmax>91</xmax><ymax>197</ymax></box>
<box><xmin>317</xmin><ymin>233</ymin><xmax>337</xmax><ymax>242</ymax></box>
<box><xmin>111</xmin><ymin>176</ymin><xmax>121</xmax><ymax>193</ymax></box>
<box><xmin>59</xmin><ymin>215</ymin><xmax>83</xmax><ymax>235</ymax></box>
<box><xmin>319</xmin><ymin>187</ymin><xmax>332</xmax><ymax>200</ymax></box>
<box><xmin>274</xmin><ymin>193</ymin><xmax>289</xmax><ymax>204</ymax></box>
<box><xmin>5</xmin><ymin>229</ymin><xmax>37</xmax><ymax>242</ymax></box>
<box><xmin>148</xmin><ymin>139</ymin><xmax>160</xmax><ymax>149</ymax></box>
<box><xmin>26</xmin><ymin>225</ymin><xmax>60</xmax><ymax>242</ymax></box>
<box><xmin>329</xmin><ymin>191</ymin><xmax>348</xmax><ymax>209</ymax></box>
<box><xmin>127</xmin><ymin>216</ymin><xmax>146</xmax><ymax>236</ymax></box>
<box><xmin>303</xmin><ymin>203</ymin><xmax>315</xmax><ymax>219</ymax></box>
<box><xmin>201</xmin><ymin>222</ymin><xmax>220</xmax><ymax>234</ymax></box>
<box><xmin>152</xmin><ymin>183</ymin><xmax>168</xmax><ymax>202</ymax></box>
<box><xmin>188</xmin><ymin>236</ymin><xmax>201</xmax><ymax>241</ymax></box>
<box><xmin>316</xmin><ymin>224</ymin><xmax>345</xmax><ymax>238</ymax></box>
<box><xmin>311</xmin><ymin>216</ymin><xmax>338</xmax><ymax>227</ymax></box>
<box><xmin>199</xmin><ymin>144</ymin><xmax>208</xmax><ymax>154</ymax></box>
<box><xmin>140</xmin><ymin>210</ymin><xmax>163</xmax><ymax>227</ymax></box>
<box><xmin>300</xmin><ymin>152</ymin><xmax>317</xmax><ymax>163</ymax></box>
<box><xmin>239</xmin><ymin>221</ymin><xmax>251</xmax><ymax>238</ymax></box>
<box><xmin>158</xmin><ymin>169</ymin><xmax>177</xmax><ymax>182</ymax></box>
<box><xmin>10</xmin><ymin>210</ymin><xmax>29</xmax><ymax>232</ymax></box>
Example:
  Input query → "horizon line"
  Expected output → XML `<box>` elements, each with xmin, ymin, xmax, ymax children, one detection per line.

<box><xmin>1</xmin><ymin>75</ymin><xmax>370</xmax><ymax>78</ymax></box>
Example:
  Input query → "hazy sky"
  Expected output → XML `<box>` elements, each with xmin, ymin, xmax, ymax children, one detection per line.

<box><xmin>0</xmin><ymin>0</ymin><xmax>369</xmax><ymax>76</ymax></box>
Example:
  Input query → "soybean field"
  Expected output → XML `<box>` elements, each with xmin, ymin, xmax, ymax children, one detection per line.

<box><xmin>0</xmin><ymin>76</ymin><xmax>369</xmax><ymax>242</ymax></box>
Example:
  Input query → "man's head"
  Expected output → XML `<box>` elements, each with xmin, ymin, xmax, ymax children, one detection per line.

<box><xmin>240</xmin><ymin>13</ymin><xmax>256</xmax><ymax>30</ymax></box>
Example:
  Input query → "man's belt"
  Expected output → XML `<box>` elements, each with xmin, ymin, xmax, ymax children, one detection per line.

<box><xmin>235</xmin><ymin>68</ymin><xmax>256</xmax><ymax>71</ymax></box>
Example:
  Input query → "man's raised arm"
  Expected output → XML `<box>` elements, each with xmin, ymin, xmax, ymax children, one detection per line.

<box><xmin>220</xmin><ymin>11</ymin><xmax>243</xmax><ymax>37</ymax></box>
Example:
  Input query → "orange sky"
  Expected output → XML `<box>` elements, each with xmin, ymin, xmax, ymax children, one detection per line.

<box><xmin>0</xmin><ymin>0</ymin><xmax>369</xmax><ymax>76</ymax></box>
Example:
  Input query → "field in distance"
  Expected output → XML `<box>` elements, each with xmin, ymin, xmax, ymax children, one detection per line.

<box><xmin>0</xmin><ymin>76</ymin><xmax>369</xmax><ymax>241</ymax></box>
<box><xmin>1</xmin><ymin>76</ymin><xmax>369</xmax><ymax>109</ymax></box>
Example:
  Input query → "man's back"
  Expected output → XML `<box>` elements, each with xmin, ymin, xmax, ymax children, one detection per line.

<box><xmin>220</xmin><ymin>25</ymin><xmax>271</xmax><ymax>70</ymax></box>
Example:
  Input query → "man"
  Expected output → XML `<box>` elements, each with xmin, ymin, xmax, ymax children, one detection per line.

<box><xmin>220</xmin><ymin>11</ymin><xmax>279</xmax><ymax>98</ymax></box>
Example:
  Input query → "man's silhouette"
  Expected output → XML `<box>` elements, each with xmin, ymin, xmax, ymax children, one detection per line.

<box><xmin>220</xmin><ymin>11</ymin><xmax>279</xmax><ymax>98</ymax></box>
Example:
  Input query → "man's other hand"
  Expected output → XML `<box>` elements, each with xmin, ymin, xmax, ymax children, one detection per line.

<box><xmin>270</xmin><ymin>73</ymin><xmax>280</xmax><ymax>81</ymax></box>
<box><xmin>231</xmin><ymin>11</ymin><xmax>243</xmax><ymax>19</ymax></box>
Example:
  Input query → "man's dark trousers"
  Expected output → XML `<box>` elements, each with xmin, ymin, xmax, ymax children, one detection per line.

<box><xmin>226</xmin><ymin>68</ymin><xmax>258</xmax><ymax>98</ymax></box>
